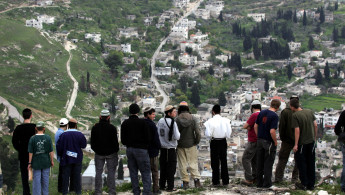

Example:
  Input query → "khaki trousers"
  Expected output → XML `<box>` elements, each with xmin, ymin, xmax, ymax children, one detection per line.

<box><xmin>177</xmin><ymin>146</ymin><xmax>201</xmax><ymax>182</ymax></box>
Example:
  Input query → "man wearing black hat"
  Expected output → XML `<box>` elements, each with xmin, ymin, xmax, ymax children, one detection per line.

<box><xmin>121</xmin><ymin>104</ymin><xmax>152</xmax><ymax>195</ymax></box>
<box><xmin>91</xmin><ymin>109</ymin><xmax>119</xmax><ymax>195</ymax></box>
<box><xmin>274</xmin><ymin>95</ymin><xmax>299</xmax><ymax>184</ymax></box>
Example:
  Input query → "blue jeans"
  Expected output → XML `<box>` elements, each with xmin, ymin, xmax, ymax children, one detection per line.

<box><xmin>341</xmin><ymin>144</ymin><xmax>345</xmax><ymax>191</ymax></box>
<box><xmin>126</xmin><ymin>147</ymin><xmax>151</xmax><ymax>195</ymax></box>
<box><xmin>62</xmin><ymin>163</ymin><xmax>82</xmax><ymax>195</ymax></box>
<box><xmin>33</xmin><ymin>168</ymin><xmax>50</xmax><ymax>195</ymax></box>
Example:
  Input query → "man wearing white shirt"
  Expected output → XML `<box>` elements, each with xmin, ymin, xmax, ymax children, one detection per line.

<box><xmin>204</xmin><ymin>104</ymin><xmax>232</xmax><ymax>186</ymax></box>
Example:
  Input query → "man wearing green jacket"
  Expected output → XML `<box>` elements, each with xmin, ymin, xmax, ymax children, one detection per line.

<box><xmin>176</xmin><ymin>101</ymin><xmax>201</xmax><ymax>189</ymax></box>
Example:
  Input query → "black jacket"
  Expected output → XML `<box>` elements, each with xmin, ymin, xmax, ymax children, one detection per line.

<box><xmin>335</xmin><ymin>110</ymin><xmax>345</xmax><ymax>136</ymax></box>
<box><xmin>121</xmin><ymin>115</ymin><xmax>151</xmax><ymax>149</ymax></box>
<box><xmin>91</xmin><ymin>120</ymin><xmax>119</xmax><ymax>156</ymax></box>
<box><xmin>12</xmin><ymin>123</ymin><xmax>36</xmax><ymax>160</ymax></box>
<box><xmin>144</xmin><ymin>118</ymin><xmax>161</xmax><ymax>158</ymax></box>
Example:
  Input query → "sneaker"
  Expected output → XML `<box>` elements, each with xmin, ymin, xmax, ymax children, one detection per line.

<box><xmin>194</xmin><ymin>178</ymin><xmax>202</xmax><ymax>188</ymax></box>
<box><xmin>242</xmin><ymin>180</ymin><xmax>253</xmax><ymax>185</ymax></box>
<box><xmin>295</xmin><ymin>183</ymin><xmax>306</xmax><ymax>190</ymax></box>
<box><xmin>183</xmin><ymin>181</ymin><xmax>189</xmax><ymax>190</ymax></box>
<box><xmin>306</xmin><ymin>186</ymin><xmax>314</xmax><ymax>191</ymax></box>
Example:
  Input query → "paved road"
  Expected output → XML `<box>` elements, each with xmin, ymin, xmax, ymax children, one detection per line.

<box><xmin>0</xmin><ymin>96</ymin><xmax>23</xmax><ymax>123</ymax></box>
<box><xmin>150</xmin><ymin>0</ymin><xmax>203</xmax><ymax>110</ymax></box>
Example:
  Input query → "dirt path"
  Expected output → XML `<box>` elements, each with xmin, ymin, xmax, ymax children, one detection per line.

<box><xmin>0</xmin><ymin>96</ymin><xmax>23</xmax><ymax>123</ymax></box>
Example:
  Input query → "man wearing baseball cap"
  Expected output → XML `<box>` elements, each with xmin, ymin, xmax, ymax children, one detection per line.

<box><xmin>55</xmin><ymin>118</ymin><xmax>69</xmax><ymax>193</ymax></box>
<box><xmin>91</xmin><ymin>109</ymin><xmax>119</xmax><ymax>195</ymax></box>
<box><xmin>57</xmin><ymin>118</ymin><xmax>87</xmax><ymax>195</ymax></box>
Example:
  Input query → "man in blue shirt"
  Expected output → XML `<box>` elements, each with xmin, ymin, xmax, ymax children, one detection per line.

<box><xmin>55</xmin><ymin>118</ymin><xmax>68</xmax><ymax>193</ymax></box>
<box><xmin>254</xmin><ymin>99</ymin><xmax>281</xmax><ymax>188</ymax></box>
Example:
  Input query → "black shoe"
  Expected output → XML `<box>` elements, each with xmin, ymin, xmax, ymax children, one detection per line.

<box><xmin>159</xmin><ymin>187</ymin><xmax>166</xmax><ymax>191</ymax></box>
<box><xmin>307</xmin><ymin>186</ymin><xmax>314</xmax><ymax>191</ymax></box>
<box><xmin>295</xmin><ymin>183</ymin><xmax>306</xmax><ymax>190</ymax></box>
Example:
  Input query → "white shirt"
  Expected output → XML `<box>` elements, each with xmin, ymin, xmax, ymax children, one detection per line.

<box><xmin>204</xmin><ymin>114</ymin><xmax>232</xmax><ymax>139</ymax></box>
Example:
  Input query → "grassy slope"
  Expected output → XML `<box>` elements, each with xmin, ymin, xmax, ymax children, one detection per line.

<box><xmin>300</xmin><ymin>94</ymin><xmax>344</xmax><ymax>112</ymax></box>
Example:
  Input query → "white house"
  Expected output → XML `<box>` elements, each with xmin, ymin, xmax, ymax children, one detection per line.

<box><xmin>194</xmin><ymin>9</ymin><xmax>211</xmax><ymax>20</ymax></box>
<box><xmin>173</xmin><ymin>0</ymin><xmax>190</xmax><ymax>8</ymax></box>
<box><xmin>179</xmin><ymin>53</ymin><xmax>197</xmax><ymax>65</ymax></box>
<box><xmin>143</xmin><ymin>97</ymin><xmax>156</xmax><ymax>108</ymax></box>
<box><xmin>128</xmin><ymin>70</ymin><xmax>142</xmax><ymax>80</ymax></box>
<box><xmin>37</xmin><ymin>15</ymin><xmax>55</xmax><ymax>24</ymax></box>
<box><xmin>118</xmin><ymin>27</ymin><xmax>139</xmax><ymax>38</ymax></box>
<box><xmin>236</xmin><ymin>74</ymin><xmax>252</xmax><ymax>82</ymax></box>
<box><xmin>247</xmin><ymin>13</ymin><xmax>265</xmax><ymax>22</ymax></box>
<box><xmin>205</xmin><ymin>1</ymin><xmax>224</xmax><ymax>18</ymax></box>
<box><xmin>180</xmin><ymin>41</ymin><xmax>202</xmax><ymax>52</ymax></box>
<box><xmin>121</xmin><ymin>43</ymin><xmax>131</xmax><ymax>53</ymax></box>
<box><xmin>155</xmin><ymin>67</ymin><xmax>172</xmax><ymax>76</ymax></box>
<box><xmin>143</xmin><ymin>17</ymin><xmax>154</xmax><ymax>26</ymax></box>
<box><xmin>170</xmin><ymin>26</ymin><xmax>188</xmax><ymax>40</ymax></box>
<box><xmin>288</xmin><ymin>42</ymin><xmax>301</xmax><ymax>51</ymax></box>
<box><xmin>37</xmin><ymin>0</ymin><xmax>53</xmax><ymax>6</ymax></box>
<box><xmin>310</xmin><ymin>50</ymin><xmax>323</xmax><ymax>58</ymax></box>
<box><xmin>216</xmin><ymin>54</ymin><xmax>229</xmax><ymax>62</ymax></box>
<box><xmin>26</xmin><ymin>19</ymin><xmax>42</xmax><ymax>29</ymax></box>
<box><xmin>231</xmin><ymin>91</ymin><xmax>246</xmax><ymax>104</ymax></box>
<box><xmin>85</xmin><ymin>33</ymin><xmax>101</xmax><ymax>43</ymax></box>
<box><xmin>176</xmin><ymin>19</ymin><xmax>196</xmax><ymax>29</ymax></box>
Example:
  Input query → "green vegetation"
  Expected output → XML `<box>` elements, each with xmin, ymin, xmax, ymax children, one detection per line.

<box><xmin>300</xmin><ymin>94</ymin><xmax>344</xmax><ymax>112</ymax></box>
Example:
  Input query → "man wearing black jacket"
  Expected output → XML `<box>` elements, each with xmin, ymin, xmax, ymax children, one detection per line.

<box><xmin>91</xmin><ymin>109</ymin><xmax>119</xmax><ymax>195</ymax></box>
<box><xmin>12</xmin><ymin>108</ymin><xmax>36</xmax><ymax>195</ymax></box>
<box><xmin>143</xmin><ymin>107</ymin><xmax>161</xmax><ymax>194</ymax></box>
<box><xmin>335</xmin><ymin>110</ymin><xmax>345</xmax><ymax>192</ymax></box>
<box><xmin>121</xmin><ymin>104</ymin><xmax>152</xmax><ymax>195</ymax></box>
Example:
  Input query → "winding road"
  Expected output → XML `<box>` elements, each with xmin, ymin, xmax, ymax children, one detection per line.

<box><xmin>150</xmin><ymin>0</ymin><xmax>203</xmax><ymax>110</ymax></box>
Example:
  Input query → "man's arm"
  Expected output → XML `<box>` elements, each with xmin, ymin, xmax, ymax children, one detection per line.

<box><xmin>314</xmin><ymin>120</ymin><xmax>318</xmax><ymax>141</ymax></box>
<box><xmin>12</xmin><ymin>127</ymin><xmax>20</xmax><ymax>151</ymax></box>
<box><xmin>194</xmin><ymin>118</ymin><xmax>201</xmax><ymax>145</ymax></box>
<box><xmin>254</xmin><ymin>123</ymin><xmax>258</xmax><ymax>135</ymax></box>
<box><xmin>270</xmin><ymin>129</ymin><xmax>277</xmax><ymax>146</ymax></box>
<box><xmin>28</xmin><ymin>153</ymin><xmax>33</xmax><ymax>170</ymax></box>
<box><xmin>49</xmin><ymin>151</ymin><xmax>54</xmax><ymax>167</ymax></box>
<box><xmin>293</xmin><ymin>127</ymin><xmax>300</xmax><ymax>153</ymax></box>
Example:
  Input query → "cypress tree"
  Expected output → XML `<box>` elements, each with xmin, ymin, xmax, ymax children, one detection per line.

<box><xmin>7</xmin><ymin>116</ymin><xmax>15</xmax><ymax>133</ymax></box>
<box><xmin>315</xmin><ymin>23</ymin><xmax>321</xmax><ymax>34</ymax></box>
<box><xmin>243</xmin><ymin>36</ymin><xmax>252</xmax><ymax>51</ymax></box>
<box><xmin>341</xmin><ymin>26</ymin><xmax>345</xmax><ymax>38</ymax></box>
<box><xmin>335</xmin><ymin>2</ymin><xmax>338</xmax><ymax>11</ymax></box>
<box><xmin>308</xmin><ymin>36</ymin><xmax>315</xmax><ymax>50</ymax></box>
<box><xmin>303</xmin><ymin>10</ymin><xmax>307</xmax><ymax>26</ymax></box>
<box><xmin>315</xmin><ymin>68</ymin><xmax>323</xmax><ymax>85</ymax></box>
<box><xmin>118</xmin><ymin>158</ymin><xmax>124</xmax><ymax>180</ymax></box>
<box><xmin>179</xmin><ymin>75</ymin><xmax>188</xmax><ymax>93</ymax></box>
<box><xmin>324</xmin><ymin>61</ymin><xmax>330</xmax><ymax>80</ymax></box>
<box><xmin>79</xmin><ymin>75</ymin><xmax>86</xmax><ymax>92</ymax></box>
<box><xmin>253</xmin><ymin>39</ymin><xmax>261</xmax><ymax>60</ymax></box>
<box><xmin>287</xmin><ymin>64</ymin><xmax>292</xmax><ymax>80</ymax></box>
<box><xmin>191</xmin><ymin>82</ymin><xmax>200</xmax><ymax>107</ymax></box>
<box><xmin>218</xmin><ymin>11</ymin><xmax>224</xmax><ymax>22</ymax></box>
<box><xmin>87</xmin><ymin>71</ymin><xmax>91</xmax><ymax>92</ymax></box>
<box><xmin>218</xmin><ymin>91</ymin><xmax>227</xmax><ymax>106</ymax></box>
<box><xmin>320</xmin><ymin>7</ymin><xmax>325</xmax><ymax>24</ymax></box>
<box><xmin>264</xmin><ymin>75</ymin><xmax>269</xmax><ymax>92</ymax></box>
<box><xmin>208</xmin><ymin>66</ymin><xmax>214</xmax><ymax>75</ymax></box>
<box><xmin>293</xmin><ymin>10</ymin><xmax>298</xmax><ymax>23</ymax></box>
<box><xmin>333</xmin><ymin>27</ymin><xmax>339</xmax><ymax>42</ymax></box>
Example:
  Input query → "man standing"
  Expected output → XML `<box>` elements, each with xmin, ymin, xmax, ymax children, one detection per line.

<box><xmin>291</xmin><ymin>99</ymin><xmax>317</xmax><ymax>190</ymax></box>
<box><xmin>143</xmin><ymin>107</ymin><xmax>161</xmax><ymax>194</ymax></box>
<box><xmin>255</xmin><ymin>99</ymin><xmax>281</xmax><ymax>188</ymax></box>
<box><xmin>57</xmin><ymin>118</ymin><xmax>87</xmax><ymax>195</ymax></box>
<box><xmin>176</xmin><ymin>101</ymin><xmax>202</xmax><ymax>189</ymax></box>
<box><xmin>55</xmin><ymin>118</ymin><xmax>69</xmax><ymax>193</ymax></box>
<box><xmin>335</xmin><ymin>109</ymin><xmax>345</xmax><ymax>192</ymax></box>
<box><xmin>12</xmin><ymin>108</ymin><xmax>36</xmax><ymax>195</ymax></box>
<box><xmin>121</xmin><ymin>104</ymin><xmax>151</xmax><ymax>195</ymax></box>
<box><xmin>91</xmin><ymin>109</ymin><xmax>119</xmax><ymax>195</ymax></box>
<box><xmin>204</xmin><ymin>104</ymin><xmax>232</xmax><ymax>186</ymax></box>
<box><xmin>242</xmin><ymin>100</ymin><xmax>261</xmax><ymax>185</ymax></box>
<box><xmin>274</xmin><ymin>95</ymin><xmax>299</xmax><ymax>183</ymax></box>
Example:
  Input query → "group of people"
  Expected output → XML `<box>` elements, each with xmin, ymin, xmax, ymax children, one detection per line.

<box><xmin>241</xmin><ymin>96</ymin><xmax>318</xmax><ymax>190</ymax></box>
<box><xmin>9</xmin><ymin>96</ymin><xmax>345</xmax><ymax>194</ymax></box>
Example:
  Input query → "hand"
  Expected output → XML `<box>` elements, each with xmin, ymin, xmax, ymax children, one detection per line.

<box><xmin>274</xmin><ymin>141</ymin><xmax>277</xmax><ymax>146</ymax></box>
<box><xmin>51</xmin><ymin>161</ymin><xmax>54</xmax><ymax>167</ymax></box>
<box><xmin>27</xmin><ymin>164</ymin><xmax>31</xmax><ymax>171</ymax></box>
<box><xmin>293</xmin><ymin>145</ymin><xmax>298</xmax><ymax>153</ymax></box>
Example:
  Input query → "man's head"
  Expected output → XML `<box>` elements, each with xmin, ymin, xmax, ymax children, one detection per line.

<box><xmin>270</xmin><ymin>99</ymin><xmax>281</xmax><ymax>111</ymax></box>
<box><xmin>289</xmin><ymin>98</ymin><xmax>300</xmax><ymax>111</ymax></box>
<box><xmin>178</xmin><ymin>101</ymin><xmax>190</xmax><ymax>115</ymax></box>
<box><xmin>251</xmin><ymin>100</ymin><xmax>262</xmax><ymax>112</ymax></box>
<box><xmin>22</xmin><ymin>108</ymin><xmax>32</xmax><ymax>120</ymax></box>
<box><xmin>165</xmin><ymin>105</ymin><xmax>177</xmax><ymax>118</ymax></box>
<box><xmin>68</xmin><ymin>118</ymin><xmax>77</xmax><ymax>129</ymax></box>
<box><xmin>36</xmin><ymin>121</ymin><xmax>45</xmax><ymax>132</ymax></box>
<box><xmin>129</xmin><ymin>103</ymin><xmax>140</xmax><ymax>115</ymax></box>
<box><xmin>212</xmin><ymin>104</ymin><xmax>221</xmax><ymax>115</ymax></box>
<box><xmin>59</xmin><ymin>118</ymin><xmax>68</xmax><ymax>129</ymax></box>
<box><xmin>100</xmin><ymin>109</ymin><xmax>110</xmax><ymax>121</ymax></box>
<box><xmin>143</xmin><ymin>107</ymin><xmax>156</xmax><ymax>121</ymax></box>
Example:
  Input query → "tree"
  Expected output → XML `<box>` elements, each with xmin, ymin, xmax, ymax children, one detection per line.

<box><xmin>109</xmin><ymin>93</ymin><xmax>117</xmax><ymax>114</ymax></box>
<box><xmin>335</xmin><ymin>2</ymin><xmax>339</xmax><ymax>11</ymax></box>
<box><xmin>315</xmin><ymin>23</ymin><xmax>321</xmax><ymax>34</ymax></box>
<box><xmin>253</xmin><ymin>39</ymin><xmax>261</xmax><ymax>60</ymax></box>
<box><xmin>218</xmin><ymin>11</ymin><xmax>224</xmax><ymax>22</ymax></box>
<box><xmin>117</xmin><ymin>158</ymin><xmax>124</xmax><ymax>180</ymax></box>
<box><xmin>243</xmin><ymin>35</ymin><xmax>252</xmax><ymax>51</ymax></box>
<box><xmin>190</xmin><ymin>82</ymin><xmax>200</xmax><ymax>107</ymax></box>
<box><xmin>324</xmin><ymin>61</ymin><xmax>330</xmax><ymax>80</ymax></box>
<box><xmin>264</xmin><ymin>75</ymin><xmax>269</xmax><ymax>92</ymax></box>
<box><xmin>104</xmin><ymin>51</ymin><xmax>124</xmax><ymax>74</ymax></box>
<box><xmin>185</xmin><ymin>47</ymin><xmax>193</xmax><ymax>55</ymax></box>
<box><xmin>319</xmin><ymin>7</ymin><xmax>325</xmax><ymax>23</ymax></box>
<box><xmin>208</xmin><ymin>66</ymin><xmax>214</xmax><ymax>75</ymax></box>
<box><xmin>218</xmin><ymin>91</ymin><xmax>226</xmax><ymax>106</ymax></box>
<box><xmin>287</xmin><ymin>63</ymin><xmax>293</xmax><ymax>80</ymax></box>
<box><xmin>7</xmin><ymin>116</ymin><xmax>15</xmax><ymax>133</ymax></box>
<box><xmin>333</xmin><ymin>27</ymin><xmax>339</xmax><ymax>42</ymax></box>
<box><xmin>79</xmin><ymin>75</ymin><xmax>86</xmax><ymax>92</ymax></box>
<box><xmin>179</xmin><ymin>74</ymin><xmax>188</xmax><ymax>93</ymax></box>
<box><xmin>86</xmin><ymin>71</ymin><xmax>91</xmax><ymax>92</ymax></box>
<box><xmin>341</xmin><ymin>26</ymin><xmax>345</xmax><ymax>39</ymax></box>
<box><xmin>293</xmin><ymin>10</ymin><xmax>298</xmax><ymax>23</ymax></box>
<box><xmin>315</xmin><ymin>68</ymin><xmax>323</xmax><ymax>85</ymax></box>
<box><xmin>308</xmin><ymin>36</ymin><xmax>315</xmax><ymax>50</ymax></box>
<box><xmin>303</xmin><ymin>10</ymin><xmax>307</xmax><ymax>26</ymax></box>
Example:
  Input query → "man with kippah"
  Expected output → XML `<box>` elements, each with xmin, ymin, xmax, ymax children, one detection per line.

<box><xmin>57</xmin><ymin>118</ymin><xmax>87</xmax><ymax>195</ymax></box>
<box><xmin>91</xmin><ymin>109</ymin><xmax>119</xmax><ymax>195</ymax></box>
<box><xmin>121</xmin><ymin>103</ymin><xmax>152</xmax><ymax>195</ymax></box>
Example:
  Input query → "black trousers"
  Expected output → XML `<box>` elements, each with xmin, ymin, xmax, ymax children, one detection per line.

<box><xmin>159</xmin><ymin>148</ymin><xmax>176</xmax><ymax>190</ymax></box>
<box><xmin>19</xmin><ymin>157</ymin><xmax>31</xmax><ymax>195</ymax></box>
<box><xmin>210</xmin><ymin>139</ymin><xmax>229</xmax><ymax>185</ymax></box>
<box><xmin>295</xmin><ymin>142</ymin><xmax>315</xmax><ymax>188</ymax></box>
<box><xmin>256</xmin><ymin>139</ymin><xmax>276</xmax><ymax>188</ymax></box>
<box><xmin>58</xmin><ymin>163</ymin><xmax>75</xmax><ymax>193</ymax></box>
